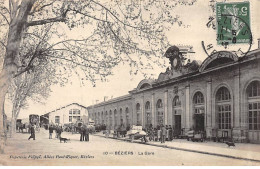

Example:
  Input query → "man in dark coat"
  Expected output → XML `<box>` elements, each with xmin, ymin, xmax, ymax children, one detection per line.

<box><xmin>80</xmin><ymin>126</ymin><xmax>85</xmax><ymax>141</ymax></box>
<box><xmin>84</xmin><ymin>126</ymin><xmax>89</xmax><ymax>142</ymax></box>
<box><xmin>49</xmin><ymin>125</ymin><xmax>53</xmax><ymax>139</ymax></box>
<box><xmin>161</xmin><ymin>125</ymin><xmax>166</xmax><ymax>143</ymax></box>
<box><xmin>28</xmin><ymin>124</ymin><xmax>36</xmax><ymax>140</ymax></box>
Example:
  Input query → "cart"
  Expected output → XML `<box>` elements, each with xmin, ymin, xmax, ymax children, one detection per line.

<box><xmin>127</xmin><ymin>125</ymin><xmax>148</xmax><ymax>143</ymax></box>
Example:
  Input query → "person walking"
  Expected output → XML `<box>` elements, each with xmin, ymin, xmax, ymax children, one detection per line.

<box><xmin>28</xmin><ymin>124</ymin><xmax>36</xmax><ymax>140</ymax></box>
<box><xmin>161</xmin><ymin>125</ymin><xmax>166</xmax><ymax>143</ymax></box>
<box><xmin>49</xmin><ymin>125</ymin><xmax>53</xmax><ymax>139</ymax></box>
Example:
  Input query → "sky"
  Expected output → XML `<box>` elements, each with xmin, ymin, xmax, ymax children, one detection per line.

<box><xmin>4</xmin><ymin>0</ymin><xmax>260</xmax><ymax>119</ymax></box>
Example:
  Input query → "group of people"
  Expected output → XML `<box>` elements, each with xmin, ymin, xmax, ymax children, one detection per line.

<box><xmin>146</xmin><ymin>124</ymin><xmax>177</xmax><ymax>143</ymax></box>
<box><xmin>49</xmin><ymin>124</ymin><xmax>63</xmax><ymax>139</ymax></box>
<box><xmin>79</xmin><ymin>125</ymin><xmax>90</xmax><ymax>141</ymax></box>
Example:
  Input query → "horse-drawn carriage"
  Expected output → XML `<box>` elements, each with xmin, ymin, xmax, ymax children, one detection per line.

<box><xmin>16</xmin><ymin>119</ymin><xmax>30</xmax><ymax>133</ymax></box>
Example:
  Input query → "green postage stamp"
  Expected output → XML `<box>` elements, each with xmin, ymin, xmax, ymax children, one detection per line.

<box><xmin>216</xmin><ymin>1</ymin><xmax>251</xmax><ymax>45</ymax></box>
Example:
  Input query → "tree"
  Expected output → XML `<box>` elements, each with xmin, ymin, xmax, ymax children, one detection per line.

<box><xmin>0</xmin><ymin>0</ymin><xmax>197</xmax><ymax>152</ymax></box>
<box><xmin>8</xmin><ymin>57</ymin><xmax>56</xmax><ymax>136</ymax></box>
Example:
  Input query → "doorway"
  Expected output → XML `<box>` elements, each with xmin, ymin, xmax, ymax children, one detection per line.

<box><xmin>194</xmin><ymin>114</ymin><xmax>204</xmax><ymax>131</ymax></box>
<box><xmin>174</xmin><ymin>115</ymin><xmax>181</xmax><ymax>136</ymax></box>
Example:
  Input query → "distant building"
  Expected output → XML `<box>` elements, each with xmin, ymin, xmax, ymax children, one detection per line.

<box><xmin>41</xmin><ymin>103</ymin><xmax>89</xmax><ymax>125</ymax></box>
<box><xmin>87</xmin><ymin>44</ymin><xmax>260</xmax><ymax>144</ymax></box>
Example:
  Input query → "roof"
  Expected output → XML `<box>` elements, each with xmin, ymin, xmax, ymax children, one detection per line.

<box><xmin>42</xmin><ymin>103</ymin><xmax>88</xmax><ymax>116</ymax></box>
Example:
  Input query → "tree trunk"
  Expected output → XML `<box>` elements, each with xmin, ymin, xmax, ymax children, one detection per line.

<box><xmin>0</xmin><ymin>0</ymin><xmax>35</xmax><ymax>153</ymax></box>
<box><xmin>0</xmin><ymin>69</ymin><xmax>12</xmax><ymax>153</ymax></box>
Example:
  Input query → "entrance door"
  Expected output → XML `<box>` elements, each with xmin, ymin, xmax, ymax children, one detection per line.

<box><xmin>194</xmin><ymin>114</ymin><xmax>204</xmax><ymax>131</ymax></box>
<box><xmin>175</xmin><ymin>115</ymin><xmax>181</xmax><ymax>136</ymax></box>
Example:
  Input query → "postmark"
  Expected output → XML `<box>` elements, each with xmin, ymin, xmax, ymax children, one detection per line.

<box><xmin>216</xmin><ymin>1</ymin><xmax>251</xmax><ymax>45</ymax></box>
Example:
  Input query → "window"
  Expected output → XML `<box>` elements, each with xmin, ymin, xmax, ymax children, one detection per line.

<box><xmin>114</xmin><ymin>110</ymin><xmax>117</xmax><ymax>127</ymax></box>
<box><xmin>145</xmin><ymin>101</ymin><xmax>150</xmax><ymax>110</ymax></box>
<box><xmin>69</xmin><ymin>116</ymin><xmax>72</xmax><ymax>122</ymax></box>
<box><xmin>126</xmin><ymin>108</ymin><xmax>129</xmax><ymax>126</ymax></box>
<box><xmin>247</xmin><ymin>81</ymin><xmax>260</xmax><ymax>98</ymax></box>
<box><xmin>156</xmin><ymin>99</ymin><xmax>164</xmax><ymax>125</ymax></box>
<box><xmin>145</xmin><ymin>101</ymin><xmax>152</xmax><ymax>126</ymax></box>
<box><xmin>105</xmin><ymin>111</ymin><xmax>108</xmax><ymax>125</ymax></box>
<box><xmin>55</xmin><ymin>116</ymin><xmax>60</xmax><ymax>124</ymax></box>
<box><xmin>77</xmin><ymin>116</ymin><xmax>80</xmax><ymax>121</ymax></box>
<box><xmin>120</xmin><ymin>109</ymin><xmax>123</xmax><ymax>124</ymax></box>
<box><xmin>136</xmin><ymin>103</ymin><xmax>141</xmax><ymax>111</ymax></box>
<box><xmin>136</xmin><ymin>103</ymin><xmax>141</xmax><ymax>125</ymax></box>
<box><xmin>218</xmin><ymin>105</ymin><xmax>231</xmax><ymax>129</ymax></box>
<box><xmin>216</xmin><ymin>87</ymin><xmax>231</xmax><ymax>129</ymax></box>
<box><xmin>216</xmin><ymin>87</ymin><xmax>231</xmax><ymax>102</ymax></box>
<box><xmin>70</xmin><ymin>109</ymin><xmax>80</xmax><ymax>115</ymax></box>
<box><xmin>109</xmin><ymin>110</ymin><xmax>112</xmax><ymax>127</ymax></box>
<box><xmin>193</xmin><ymin>92</ymin><xmax>204</xmax><ymax>104</ymax></box>
<box><xmin>173</xmin><ymin>96</ymin><xmax>181</xmax><ymax>107</ymax></box>
<box><xmin>193</xmin><ymin>92</ymin><xmax>205</xmax><ymax>114</ymax></box>
<box><xmin>247</xmin><ymin>81</ymin><xmax>260</xmax><ymax>130</ymax></box>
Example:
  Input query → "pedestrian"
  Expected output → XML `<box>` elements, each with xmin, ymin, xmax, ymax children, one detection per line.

<box><xmin>28</xmin><ymin>124</ymin><xmax>36</xmax><ymax>140</ymax></box>
<box><xmin>169</xmin><ymin>125</ymin><xmax>173</xmax><ymax>141</ymax></box>
<box><xmin>161</xmin><ymin>125</ymin><xmax>166</xmax><ymax>143</ymax></box>
<box><xmin>55</xmin><ymin>125</ymin><xmax>58</xmax><ymax>138</ymax></box>
<box><xmin>49</xmin><ymin>125</ymin><xmax>53</xmax><ymax>139</ymax></box>
<box><xmin>80</xmin><ymin>126</ymin><xmax>85</xmax><ymax>141</ymax></box>
<box><xmin>57</xmin><ymin>126</ymin><xmax>62</xmax><ymax>139</ymax></box>
<box><xmin>85</xmin><ymin>126</ymin><xmax>89</xmax><ymax>142</ymax></box>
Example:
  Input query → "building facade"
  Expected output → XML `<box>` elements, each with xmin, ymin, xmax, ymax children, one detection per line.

<box><xmin>87</xmin><ymin>45</ymin><xmax>260</xmax><ymax>143</ymax></box>
<box><xmin>41</xmin><ymin>103</ymin><xmax>89</xmax><ymax>125</ymax></box>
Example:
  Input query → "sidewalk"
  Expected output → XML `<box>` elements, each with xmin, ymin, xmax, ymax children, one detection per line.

<box><xmin>94</xmin><ymin>132</ymin><xmax>260</xmax><ymax>163</ymax></box>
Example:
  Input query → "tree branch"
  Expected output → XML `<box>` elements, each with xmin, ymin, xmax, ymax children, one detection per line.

<box><xmin>29</xmin><ymin>0</ymin><xmax>56</xmax><ymax>15</ymax></box>
<box><xmin>0</xmin><ymin>11</ymin><xmax>10</xmax><ymax>25</ymax></box>
<box><xmin>0</xmin><ymin>40</ymin><xmax>6</xmax><ymax>48</ymax></box>
<box><xmin>27</xmin><ymin>16</ymin><xmax>66</xmax><ymax>27</ymax></box>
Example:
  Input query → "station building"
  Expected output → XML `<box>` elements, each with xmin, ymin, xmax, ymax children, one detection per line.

<box><xmin>41</xmin><ymin>103</ymin><xmax>89</xmax><ymax>125</ymax></box>
<box><xmin>87</xmin><ymin>44</ymin><xmax>260</xmax><ymax>143</ymax></box>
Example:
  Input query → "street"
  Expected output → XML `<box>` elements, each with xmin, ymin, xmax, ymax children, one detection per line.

<box><xmin>0</xmin><ymin>129</ymin><xmax>259</xmax><ymax>166</ymax></box>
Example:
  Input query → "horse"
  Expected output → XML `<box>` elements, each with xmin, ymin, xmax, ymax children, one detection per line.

<box><xmin>17</xmin><ymin>123</ymin><xmax>30</xmax><ymax>133</ymax></box>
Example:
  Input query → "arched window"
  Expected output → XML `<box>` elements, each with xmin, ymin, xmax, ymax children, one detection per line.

<box><xmin>247</xmin><ymin>81</ymin><xmax>260</xmax><ymax>130</ymax></box>
<box><xmin>126</xmin><ymin>107</ymin><xmax>130</xmax><ymax>126</ymax></box>
<box><xmin>105</xmin><ymin>111</ymin><xmax>108</xmax><ymax>126</ymax></box>
<box><xmin>193</xmin><ymin>92</ymin><xmax>205</xmax><ymax>131</ymax></box>
<box><xmin>216</xmin><ymin>87</ymin><xmax>231</xmax><ymax>129</ymax></box>
<box><xmin>136</xmin><ymin>103</ymin><xmax>141</xmax><ymax>111</ymax></box>
<box><xmin>193</xmin><ymin>92</ymin><xmax>204</xmax><ymax>104</ymax></box>
<box><xmin>136</xmin><ymin>103</ymin><xmax>141</xmax><ymax>125</ymax></box>
<box><xmin>193</xmin><ymin>92</ymin><xmax>205</xmax><ymax>114</ymax></box>
<box><xmin>101</xmin><ymin>112</ymin><xmax>104</xmax><ymax>125</ymax></box>
<box><xmin>114</xmin><ymin>109</ymin><xmax>118</xmax><ymax>127</ymax></box>
<box><xmin>173</xmin><ymin>96</ymin><xmax>181</xmax><ymax>107</ymax></box>
<box><xmin>145</xmin><ymin>101</ymin><xmax>152</xmax><ymax>127</ymax></box>
<box><xmin>119</xmin><ymin>108</ymin><xmax>123</xmax><ymax>125</ymax></box>
<box><xmin>109</xmin><ymin>110</ymin><xmax>112</xmax><ymax>127</ymax></box>
<box><xmin>98</xmin><ymin>112</ymin><xmax>100</xmax><ymax>124</ymax></box>
<box><xmin>156</xmin><ymin>99</ymin><xmax>164</xmax><ymax>125</ymax></box>
<box><xmin>216</xmin><ymin>87</ymin><xmax>231</xmax><ymax>102</ymax></box>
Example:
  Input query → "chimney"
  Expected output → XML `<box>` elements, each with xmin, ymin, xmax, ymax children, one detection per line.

<box><xmin>258</xmin><ymin>39</ymin><xmax>260</xmax><ymax>49</ymax></box>
<box><xmin>104</xmin><ymin>96</ymin><xmax>108</xmax><ymax>101</ymax></box>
